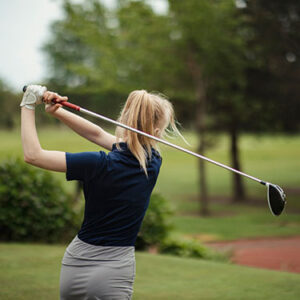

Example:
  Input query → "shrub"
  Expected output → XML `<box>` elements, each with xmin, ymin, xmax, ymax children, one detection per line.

<box><xmin>159</xmin><ymin>236</ymin><xmax>228</xmax><ymax>262</ymax></box>
<box><xmin>135</xmin><ymin>193</ymin><xmax>227</xmax><ymax>262</ymax></box>
<box><xmin>0</xmin><ymin>158</ymin><xmax>80</xmax><ymax>242</ymax></box>
<box><xmin>135</xmin><ymin>193</ymin><xmax>174</xmax><ymax>250</ymax></box>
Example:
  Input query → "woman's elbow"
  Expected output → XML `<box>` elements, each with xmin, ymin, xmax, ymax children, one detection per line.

<box><xmin>24</xmin><ymin>153</ymin><xmax>37</xmax><ymax>164</ymax></box>
<box><xmin>23</xmin><ymin>150</ymin><xmax>41</xmax><ymax>165</ymax></box>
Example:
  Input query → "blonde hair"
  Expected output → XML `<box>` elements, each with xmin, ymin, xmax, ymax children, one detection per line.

<box><xmin>115</xmin><ymin>90</ymin><xmax>185</xmax><ymax>175</ymax></box>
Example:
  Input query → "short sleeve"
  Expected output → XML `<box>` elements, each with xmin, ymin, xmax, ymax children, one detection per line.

<box><xmin>66</xmin><ymin>151</ymin><xmax>107</xmax><ymax>181</ymax></box>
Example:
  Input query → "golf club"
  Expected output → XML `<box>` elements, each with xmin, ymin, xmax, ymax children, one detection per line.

<box><xmin>23</xmin><ymin>85</ymin><xmax>286</xmax><ymax>216</ymax></box>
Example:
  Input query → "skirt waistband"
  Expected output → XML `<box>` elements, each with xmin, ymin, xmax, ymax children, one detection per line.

<box><xmin>62</xmin><ymin>235</ymin><xmax>135</xmax><ymax>265</ymax></box>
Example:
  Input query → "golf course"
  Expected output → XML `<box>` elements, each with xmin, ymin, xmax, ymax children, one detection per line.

<box><xmin>1</xmin><ymin>128</ymin><xmax>299</xmax><ymax>299</ymax></box>
<box><xmin>1</xmin><ymin>0</ymin><xmax>300</xmax><ymax>298</ymax></box>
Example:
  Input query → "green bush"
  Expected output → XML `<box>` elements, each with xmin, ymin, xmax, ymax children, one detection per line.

<box><xmin>0</xmin><ymin>158</ymin><xmax>80</xmax><ymax>242</ymax></box>
<box><xmin>135</xmin><ymin>193</ymin><xmax>227</xmax><ymax>262</ymax></box>
<box><xmin>135</xmin><ymin>193</ymin><xmax>174</xmax><ymax>250</ymax></box>
<box><xmin>159</xmin><ymin>236</ymin><xmax>228</xmax><ymax>262</ymax></box>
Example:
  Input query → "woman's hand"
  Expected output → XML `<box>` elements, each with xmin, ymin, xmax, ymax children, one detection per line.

<box><xmin>43</xmin><ymin>91</ymin><xmax>68</xmax><ymax>114</ymax></box>
<box><xmin>20</xmin><ymin>85</ymin><xmax>47</xmax><ymax>110</ymax></box>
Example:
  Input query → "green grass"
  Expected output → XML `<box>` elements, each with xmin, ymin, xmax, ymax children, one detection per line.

<box><xmin>172</xmin><ymin>212</ymin><xmax>300</xmax><ymax>241</ymax></box>
<box><xmin>0</xmin><ymin>243</ymin><xmax>300</xmax><ymax>300</ymax></box>
<box><xmin>156</xmin><ymin>133</ymin><xmax>300</xmax><ymax>203</ymax></box>
<box><xmin>1</xmin><ymin>128</ymin><xmax>300</xmax><ymax>241</ymax></box>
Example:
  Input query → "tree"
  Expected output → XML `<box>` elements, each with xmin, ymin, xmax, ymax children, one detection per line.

<box><xmin>209</xmin><ymin>0</ymin><xmax>300</xmax><ymax>202</ymax></box>
<box><xmin>0</xmin><ymin>79</ymin><xmax>19</xmax><ymax>129</ymax></box>
<box><xmin>244</xmin><ymin>0</ymin><xmax>300</xmax><ymax>133</ymax></box>
<box><xmin>43</xmin><ymin>0</ymin><xmax>178</xmax><ymax>116</ymax></box>
<box><xmin>116</xmin><ymin>0</ymin><xmax>180</xmax><ymax>93</ymax></box>
<box><xmin>168</xmin><ymin>0</ymin><xmax>251</xmax><ymax>209</ymax></box>
<box><xmin>43</xmin><ymin>0</ymin><xmax>124</xmax><ymax>118</ymax></box>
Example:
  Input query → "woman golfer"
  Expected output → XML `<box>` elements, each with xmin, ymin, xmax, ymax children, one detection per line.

<box><xmin>20</xmin><ymin>85</ymin><xmax>181</xmax><ymax>299</ymax></box>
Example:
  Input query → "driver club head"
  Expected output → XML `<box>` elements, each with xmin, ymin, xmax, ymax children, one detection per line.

<box><xmin>266</xmin><ymin>183</ymin><xmax>286</xmax><ymax>216</ymax></box>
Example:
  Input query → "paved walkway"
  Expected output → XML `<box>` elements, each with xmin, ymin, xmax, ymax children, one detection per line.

<box><xmin>206</xmin><ymin>236</ymin><xmax>300</xmax><ymax>273</ymax></box>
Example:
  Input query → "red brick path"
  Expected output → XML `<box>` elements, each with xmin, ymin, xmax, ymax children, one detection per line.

<box><xmin>207</xmin><ymin>236</ymin><xmax>300</xmax><ymax>273</ymax></box>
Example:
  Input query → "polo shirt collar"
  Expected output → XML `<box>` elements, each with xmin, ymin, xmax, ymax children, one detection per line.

<box><xmin>112</xmin><ymin>142</ymin><xmax>161</xmax><ymax>159</ymax></box>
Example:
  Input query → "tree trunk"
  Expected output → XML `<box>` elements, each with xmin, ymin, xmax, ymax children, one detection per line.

<box><xmin>196</xmin><ymin>85</ymin><xmax>209</xmax><ymax>215</ymax></box>
<box><xmin>230</xmin><ymin>127</ymin><xmax>246</xmax><ymax>202</ymax></box>
<box><xmin>187</xmin><ymin>49</ymin><xmax>209</xmax><ymax>216</ymax></box>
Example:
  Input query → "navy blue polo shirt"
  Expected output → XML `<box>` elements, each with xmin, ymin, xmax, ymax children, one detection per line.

<box><xmin>66</xmin><ymin>142</ymin><xmax>162</xmax><ymax>246</ymax></box>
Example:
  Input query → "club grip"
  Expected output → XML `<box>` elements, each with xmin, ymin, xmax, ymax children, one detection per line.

<box><xmin>52</xmin><ymin>99</ymin><xmax>80</xmax><ymax>111</ymax></box>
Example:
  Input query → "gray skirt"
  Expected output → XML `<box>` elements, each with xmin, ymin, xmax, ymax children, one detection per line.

<box><xmin>60</xmin><ymin>236</ymin><xmax>136</xmax><ymax>300</ymax></box>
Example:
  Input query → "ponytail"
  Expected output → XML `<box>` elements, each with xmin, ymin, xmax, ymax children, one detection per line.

<box><xmin>116</xmin><ymin>90</ymin><xmax>185</xmax><ymax>175</ymax></box>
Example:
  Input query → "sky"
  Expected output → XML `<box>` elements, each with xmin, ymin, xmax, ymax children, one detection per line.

<box><xmin>0</xmin><ymin>0</ymin><xmax>167</xmax><ymax>92</ymax></box>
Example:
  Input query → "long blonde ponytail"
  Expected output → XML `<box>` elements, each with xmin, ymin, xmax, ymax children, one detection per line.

<box><xmin>115</xmin><ymin>90</ymin><xmax>185</xmax><ymax>175</ymax></box>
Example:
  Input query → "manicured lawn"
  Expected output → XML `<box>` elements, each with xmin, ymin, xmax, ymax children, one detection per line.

<box><xmin>156</xmin><ymin>133</ymin><xmax>300</xmax><ymax>207</ymax></box>
<box><xmin>0</xmin><ymin>243</ymin><xmax>299</xmax><ymax>300</ymax></box>
<box><xmin>172</xmin><ymin>212</ymin><xmax>300</xmax><ymax>242</ymax></box>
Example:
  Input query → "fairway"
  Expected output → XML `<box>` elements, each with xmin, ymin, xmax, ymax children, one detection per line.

<box><xmin>0</xmin><ymin>243</ymin><xmax>300</xmax><ymax>300</ymax></box>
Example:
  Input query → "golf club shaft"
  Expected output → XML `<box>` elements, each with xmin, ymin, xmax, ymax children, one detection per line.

<box><xmin>55</xmin><ymin>100</ymin><xmax>265</xmax><ymax>185</ymax></box>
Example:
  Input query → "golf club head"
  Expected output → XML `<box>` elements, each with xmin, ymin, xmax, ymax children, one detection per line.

<box><xmin>266</xmin><ymin>183</ymin><xmax>286</xmax><ymax>216</ymax></box>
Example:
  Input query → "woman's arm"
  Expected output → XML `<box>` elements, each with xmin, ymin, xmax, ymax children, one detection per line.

<box><xmin>49</xmin><ymin>107</ymin><xmax>116</xmax><ymax>151</ymax></box>
<box><xmin>44</xmin><ymin>92</ymin><xmax>116</xmax><ymax>151</ymax></box>
<box><xmin>21</xmin><ymin>107</ymin><xmax>66</xmax><ymax>172</ymax></box>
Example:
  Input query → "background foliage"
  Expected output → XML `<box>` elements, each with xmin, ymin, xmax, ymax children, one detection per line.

<box><xmin>136</xmin><ymin>193</ymin><xmax>174</xmax><ymax>249</ymax></box>
<box><xmin>0</xmin><ymin>159</ymin><xmax>80</xmax><ymax>242</ymax></box>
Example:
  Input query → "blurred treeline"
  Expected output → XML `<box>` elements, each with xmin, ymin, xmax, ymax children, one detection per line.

<box><xmin>1</xmin><ymin>0</ymin><xmax>299</xmax><ymax>213</ymax></box>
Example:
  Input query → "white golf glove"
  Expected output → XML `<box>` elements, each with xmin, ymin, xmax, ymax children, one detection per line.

<box><xmin>20</xmin><ymin>84</ymin><xmax>47</xmax><ymax>110</ymax></box>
